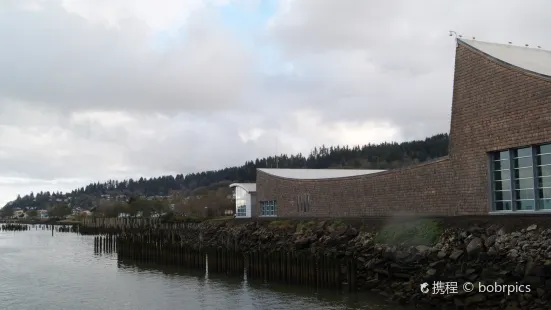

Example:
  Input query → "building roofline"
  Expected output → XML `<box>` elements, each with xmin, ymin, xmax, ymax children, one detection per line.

<box><xmin>257</xmin><ymin>157</ymin><xmax>450</xmax><ymax>182</ymax></box>
<box><xmin>229</xmin><ymin>183</ymin><xmax>256</xmax><ymax>193</ymax></box>
<box><xmin>458</xmin><ymin>39</ymin><xmax>551</xmax><ymax>82</ymax></box>
<box><xmin>257</xmin><ymin>168</ymin><xmax>386</xmax><ymax>181</ymax></box>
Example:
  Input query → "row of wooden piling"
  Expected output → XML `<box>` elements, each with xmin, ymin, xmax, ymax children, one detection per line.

<box><xmin>94</xmin><ymin>234</ymin><xmax>117</xmax><ymax>254</ymax></box>
<box><xmin>245</xmin><ymin>251</ymin><xmax>346</xmax><ymax>290</ymax></box>
<box><xmin>90</xmin><ymin>234</ymin><xmax>358</xmax><ymax>291</ymax></box>
<box><xmin>1</xmin><ymin>224</ymin><xmax>29</xmax><ymax>231</ymax></box>
<box><xmin>80</xmin><ymin>217</ymin><xmax>199</xmax><ymax>235</ymax></box>
<box><xmin>0</xmin><ymin>223</ymin><xmax>78</xmax><ymax>232</ymax></box>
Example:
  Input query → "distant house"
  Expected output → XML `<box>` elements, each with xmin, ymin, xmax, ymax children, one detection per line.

<box><xmin>37</xmin><ymin>210</ymin><xmax>48</xmax><ymax>219</ymax></box>
<box><xmin>12</xmin><ymin>210</ymin><xmax>25</xmax><ymax>219</ymax></box>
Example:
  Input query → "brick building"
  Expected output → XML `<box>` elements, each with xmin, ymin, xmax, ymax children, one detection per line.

<box><xmin>232</xmin><ymin>38</ymin><xmax>551</xmax><ymax>218</ymax></box>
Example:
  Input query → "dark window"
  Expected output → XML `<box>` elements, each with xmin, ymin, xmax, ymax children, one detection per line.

<box><xmin>260</xmin><ymin>200</ymin><xmax>277</xmax><ymax>217</ymax></box>
<box><xmin>490</xmin><ymin>143</ymin><xmax>551</xmax><ymax>212</ymax></box>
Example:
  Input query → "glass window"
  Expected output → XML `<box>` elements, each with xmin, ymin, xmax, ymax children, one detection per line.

<box><xmin>494</xmin><ymin>191</ymin><xmax>512</xmax><ymax>200</ymax></box>
<box><xmin>515</xmin><ymin>147</ymin><xmax>532</xmax><ymax>158</ymax></box>
<box><xmin>495</xmin><ymin>151</ymin><xmax>510</xmax><ymax>160</ymax></box>
<box><xmin>537</xmin><ymin>165</ymin><xmax>551</xmax><ymax>177</ymax></box>
<box><xmin>538</xmin><ymin>188</ymin><xmax>551</xmax><ymax>199</ymax></box>
<box><xmin>237</xmin><ymin>204</ymin><xmax>246</xmax><ymax>217</ymax></box>
<box><xmin>494</xmin><ymin>170</ymin><xmax>510</xmax><ymax>181</ymax></box>
<box><xmin>235</xmin><ymin>187</ymin><xmax>247</xmax><ymax>199</ymax></box>
<box><xmin>514</xmin><ymin>178</ymin><xmax>532</xmax><ymax>190</ymax></box>
<box><xmin>514</xmin><ymin>157</ymin><xmax>533</xmax><ymax>168</ymax></box>
<box><xmin>539</xmin><ymin>199</ymin><xmax>551</xmax><ymax>210</ymax></box>
<box><xmin>516</xmin><ymin>189</ymin><xmax>535</xmax><ymax>200</ymax></box>
<box><xmin>259</xmin><ymin>201</ymin><xmax>276</xmax><ymax>216</ymax></box>
<box><xmin>494</xmin><ymin>201</ymin><xmax>512</xmax><ymax>211</ymax></box>
<box><xmin>536</xmin><ymin>154</ymin><xmax>551</xmax><ymax>166</ymax></box>
<box><xmin>514</xmin><ymin>167</ymin><xmax>533</xmax><ymax>179</ymax></box>
<box><xmin>493</xmin><ymin>160</ymin><xmax>509</xmax><ymax>170</ymax></box>
<box><xmin>516</xmin><ymin>200</ymin><xmax>535</xmax><ymax>211</ymax></box>
<box><xmin>537</xmin><ymin>144</ymin><xmax>551</xmax><ymax>155</ymax></box>
<box><xmin>495</xmin><ymin>191</ymin><xmax>512</xmax><ymax>201</ymax></box>
<box><xmin>539</xmin><ymin>176</ymin><xmax>551</xmax><ymax>188</ymax></box>
<box><xmin>495</xmin><ymin>180</ymin><xmax>511</xmax><ymax>191</ymax></box>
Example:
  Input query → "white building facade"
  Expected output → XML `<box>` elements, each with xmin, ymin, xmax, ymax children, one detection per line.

<box><xmin>229</xmin><ymin>183</ymin><xmax>256</xmax><ymax>218</ymax></box>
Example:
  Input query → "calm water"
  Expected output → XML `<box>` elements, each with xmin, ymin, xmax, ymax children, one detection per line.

<box><xmin>0</xmin><ymin>228</ymin><xmax>408</xmax><ymax>310</ymax></box>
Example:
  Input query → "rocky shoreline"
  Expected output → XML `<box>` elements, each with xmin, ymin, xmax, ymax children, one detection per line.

<box><xmin>190</xmin><ymin>218</ymin><xmax>551</xmax><ymax>310</ymax></box>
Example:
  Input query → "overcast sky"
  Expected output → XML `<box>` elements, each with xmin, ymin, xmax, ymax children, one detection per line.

<box><xmin>1</xmin><ymin>0</ymin><xmax>550</xmax><ymax>207</ymax></box>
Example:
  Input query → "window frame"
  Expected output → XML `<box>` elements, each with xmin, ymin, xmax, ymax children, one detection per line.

<box><xmin>259</xmin><ymin>200</ymin><xmax>277</xmax><ymax>217</ymax></box>
<box><xmin>490</xmin><ymin>143</ymin><xmax>551</xmax><ymax>214</ymax></box>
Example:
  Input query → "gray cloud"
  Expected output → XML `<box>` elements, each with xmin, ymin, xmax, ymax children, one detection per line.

<box><xmin>264</xmin><ymin>0</ymin><xmax>551</xmax><ymax>138</ymax></box>
<box><xmin>2</xmin><ymin>0</ymin><xmax>551</xmax><ymax>206</ymax></box>
<box><xmin>0</xmin><ymin>1</ymin><xmax>253</xmax><ymax>114</ymax></box>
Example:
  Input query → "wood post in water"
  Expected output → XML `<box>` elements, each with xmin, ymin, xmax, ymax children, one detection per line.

<box><xmin>76</xmin><ymin>218</ymin><xmax>365</xmax><ymax>292</ymax></box>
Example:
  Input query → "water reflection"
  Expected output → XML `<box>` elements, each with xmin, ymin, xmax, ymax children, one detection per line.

<box><xmin>116</xmin><ymin>256</ymin><xmax>409</xmax><ymax>310</ymax></box>
<box><xmin>0</xmin><ymin>229</ymin><xmax>414</xmax><ymax>310</ymax></box>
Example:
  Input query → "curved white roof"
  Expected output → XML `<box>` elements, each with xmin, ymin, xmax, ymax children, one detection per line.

<box><xmin>229</xmin><ymin>183</ymin><xmax>256</xmax><ymax>192</ymax></box>
<box><xmin>460</xmin><ymin>39</ymin><xmax>551</xmax><ymax>78</ymax></box>
<box><xmin>258</xmin><ymin>168</ymin><xmax>385</xmax><ymax>180</ymax></box>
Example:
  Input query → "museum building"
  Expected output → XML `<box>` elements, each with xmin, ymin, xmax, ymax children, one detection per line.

<box><xmin>231</xmin><ymin>38</ymin><xmax>551</xmax><ymax>218</ymax></box>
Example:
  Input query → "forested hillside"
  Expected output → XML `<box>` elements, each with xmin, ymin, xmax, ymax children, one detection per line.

<box><xmin>3</xmin><ymin>133</ymin><xmax>449</xmax><ymax>211</ymax></box>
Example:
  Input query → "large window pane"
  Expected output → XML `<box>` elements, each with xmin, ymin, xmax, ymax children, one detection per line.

<box><xmin>514</xmin><ymin>168</ymin><xmax>533</xmax><ymax>179</ymax></box>
<box><xmin>537</xmin><ymin>144</ymin><xmax>551</xmax><ymax>155</ymax></box>
<box><xmin>516</xmin><ymin>189</ymin><xmax>535</xmax><ymax>200</ymax></box>
<box><xmin>515</xmin><ymin>147</ymin><xmax>532</xmax><ymax>158</ymax></box>
<box><xmin>494</xmin><ymin>170</ymin><xmax>510</xmax><ymax>181</ymax></box>
<box><xmin>540</xmin><ymin>199</ymin><xmax>551</xmax><ymax>210</ymax></box>
<box><xmin>495</xmin><ymin>191</ymin><xmax>512</xmax><ymax>201</ymax></box>
<box><xmin>493</xmin><ymin>160</ymin><xmax>509</xmax><ymax>171</ymax></box>
<box><xmin>514</xmin><ymin>157</ymin><xmax>533</xmax><ymax>168</ymax></box>
<box><xmin>516</xmin><ymin>200</ymin><xmax>536</xmax><ymax>211</ymax></box>
<box><xmin>539</xmin><ymin>177</ymin><xmax>551</xmax><ymax>188</ymax></box>
<box><xmin>537</xmin><ymin>165</ymin><xmax>551</xmax><ymax>177</ymax></box>
<box><xmin>536</xmin><ymin>154</ymin><xmax>551</xmax><ymax>166</ymax></box>
<box><xmin>514</xmin><ymin>178</ymin><xmax>533</xmax><ymax>189</ymax></box>
<box><xmin>538</xmin><ymin>188</ymin><xmax>551</xmax><ymax>199</ymax></box>
<box><xmin>495</xmin><ymin>180</ymin><xmax>511</xmax><ymax>191</ymax></box>
<box><xmin>235</xmin><ymin>187</ymin><xmax>246</xmax><ymax>199</ymax></box>
<box><xmin>494</xmin><ymin>201</ymin><xmax>512</xmax><ymax>211</ymax></box>
<box><xmin>495</xmin><ymin>151</ymin><xmax>510</xmax><ymax>160</ymax></box>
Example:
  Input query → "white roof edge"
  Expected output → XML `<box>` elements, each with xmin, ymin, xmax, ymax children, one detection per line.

<box><xmin>258</xmin><ymin>168</ymin><xmax>386</xmax><ymax>180</ymax></box>
<box><xmin>229</xmin><ymin>183</ymin><xmax>257</xmax><ymax>192</ymax></box>
<box><xmin>459</xmin><ymin>39</ymin><xmax>551</xmax><ymax>78</ymax></box>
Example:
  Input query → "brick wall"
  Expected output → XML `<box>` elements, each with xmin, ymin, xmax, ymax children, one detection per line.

<box><xmin>450</xmin><ymin>41</ymin><xmax>551</xmax><ymax>215</ymax></box>
<box><xmin>256</xmin><ymin>158</ymin><xmax>454</xmax><ymax>217</ymax></box>
<box><xmin>254</xmin><ymin>40</ymin><xmax>551</xmax><ymax>218</ymax></box>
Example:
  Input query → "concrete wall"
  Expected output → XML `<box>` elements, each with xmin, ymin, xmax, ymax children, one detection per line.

<box><xmin>255</xmin><ymin>40</ymin><xmax>551</xmax><ymax>217</ymax></box>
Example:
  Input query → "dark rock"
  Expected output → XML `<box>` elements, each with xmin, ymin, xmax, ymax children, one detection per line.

<box><xmin>426</xmin><ymin>268</ymin><xmax>437</xmax><ymax>276</ymax></box>
<box><xmin>437</xmin><ymin>250</ymin><xmax>447</xmax><ymax>259</ymax></box>
<box><xmin>485</xmin><ymin>235</ymin><xmax>497</xmax><ymax>248</ymax></box>
<box><xmin>449</xmin><ymin>249</ymin><xmax>464</xmax><ymax>260</ymax></box>
<box><xmin>466</xmin><ymin>237</ymin><xmax>484</xmax><ymax>256</ymax></box>
<box><xmin>465</xmin><ymin>293</ymin><xmax>486</xmax><ymax>305</ymax></box>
